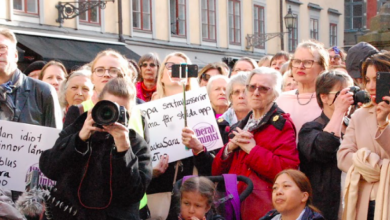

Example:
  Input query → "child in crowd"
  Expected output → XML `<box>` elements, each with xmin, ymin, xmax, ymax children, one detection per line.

<box><xmin>179</xmin><ymin>177</ymin><xmax>215</xmax><ymax>220</ymax></box>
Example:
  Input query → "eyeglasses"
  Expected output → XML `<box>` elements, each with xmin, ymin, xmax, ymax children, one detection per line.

<box><xmin>141</xmin><ymin>63</ymin><xmax>157</xmax><ymax>68</ymax></box>
<box><xmin>232</xmin><ymin>89</ymin><xmax>246</xmax><ymax>96</ymax></box>
<box><xmin>200</xmin><ymin>73</ymin><xmax>211</xmax><ymax>81</ymax></box>
<box><xmin>291</xmin><ymin>59</ymin><xmax>318</xmax><ymax>68</ymax></box>
<box><xmin>0</xmin><ymin>44</ymin><xmax>8</xmax><ymax>53</ymax></box>
<box><xmin>246</xmin><ymin>84</ymin><xmax>271</xmax><ymax>94</ymax></box>
<box><xmin>329</xmin><ymin>55</ymin><xmax>341</xmax><ymax>61</ymax></box>
<box><xmin>93</xmin><ymin>67</ymin><xmax>122</xmax><ymax>77</ymax></box>
<box><xmin>165</xmin><ymin>62</ymin><xmax>175</xmax><ymax>70</ymax></box>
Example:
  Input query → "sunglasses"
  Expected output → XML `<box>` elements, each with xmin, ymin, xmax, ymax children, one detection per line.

<box><xmin>141</xmin><ymin>63</ymin><xmax>157</xmax><ymax>68</ymax></box>
<box><xmin>246</xmin><ymin>84</ymin><xmax>271</xmax><ymax>93</ymax></box>
<box><xmin>200</xmin><ymin>73</ymin><xmax>211</xmax><ymax>81</ymax></box>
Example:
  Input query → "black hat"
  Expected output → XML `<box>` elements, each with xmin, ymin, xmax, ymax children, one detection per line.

<box><xmin>346</xmin><ymin>42</ymin><xmax>379</xmax><ymax>79</ymax></box>
<box><xmin>24</xmin><ymin>60</ymin><xmax>47</xmax><ymax>76</ymax></box>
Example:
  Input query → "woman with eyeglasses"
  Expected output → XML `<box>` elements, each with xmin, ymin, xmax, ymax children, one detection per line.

<box><xmin>298</xmin><ymin>70</ymin><xmax>354</xmax><ymax>220</ymax></box>
<box><xmin>212</xmin><ymin>67</ymin><xmax>299</xmax><ymax>220</ymax></box>
<box><xmin>276</xmin><ymin>40</ymin><xmax>329</xmax><ymax>135</ymax></box>
<box><xmin>328</xmin><ymin>46</ymin><xmax>346</xmax><ymax>68</ymax></box>
<box><xmin>338</xmin><ymin>52</ymin><xmax>390</xmax><ymax>220</ymax></box>
<box><xmin>220</xmin><ymin>72</ymin><xmax>251</xmax><ymax>126</ymax></box>
<box><xmin>197</xmin><ymin>62</ymin><xmax>229</xmax><ymax>87</ymax></box>
<box><xmin>136</xmin><ymin>53</ymin><xmax>160</xmax><ymax>102</ymax></box>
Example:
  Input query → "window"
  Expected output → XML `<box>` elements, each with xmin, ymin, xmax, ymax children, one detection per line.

<box><xmin>202</xmin><ymin>0</ymin><xmax>216</xmax><ymax>41</ymax></box>
<box><xmin>228</xmin><ymin>0</ymin><xmax>241</xmax><ymax>44</ymax></box>
<box><xmin>133</xmin><ymin>0</ymin><xmax>152</xmax><ymax>31</ymax></box>
<box><xmin>13</xmin><ymin>0</ymin><xmax>39</xmax><ymax>15</ymax></box>
<box><xmin>170</xmin><ymin>0</ymin><xmax>186</xmax><ymax>36</ymax></box>
<box><xmin>254</xmin><ymin>5</ymin><xmax>265</xmax><ymax>49</ymax></box>
<box><xmin>79</xmin><ymin>0</ymin><xmax>101</xmax><ymax>24</ymax></box>
<box><xmin>310</xmin><ymin>18</ymin><xmax>319</xmax><ymax>40</ymax></box>
<box><xmin>288</xmin><ymin>14</ymin><xmax>298</xmax><ymax>52</ymax></box>
<box><xmin>330</xmin><ymin>23</ymin><xmax>337</xmax><ymax>46</ymax></box>
<box><xmin>345</xmin><ymin>0</ymin><xmax>364</xmax><ymax>30</ymax></box>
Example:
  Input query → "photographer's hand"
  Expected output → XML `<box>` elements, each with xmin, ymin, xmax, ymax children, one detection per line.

<box><xmin>375</xmin><ymin>96</ymin><xmax>390</xmax><ymax>127</ymax></box>
<box><xmin>103</xmin><ymin>122</ymin><xmax>130</xmax><ymax>152</ymax></box>
<box><xmin>79</xmin><ymin>111</ymin><xmax>104</xmax><ymax>142</ymax></box>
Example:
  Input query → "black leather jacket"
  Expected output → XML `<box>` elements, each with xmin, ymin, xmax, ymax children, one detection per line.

<box><xmin>9</xmin><ymin>69</ymin><xmax>62</xmax><ymax>128</ymax></box>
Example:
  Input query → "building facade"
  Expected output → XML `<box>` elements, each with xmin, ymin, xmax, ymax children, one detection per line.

<box><xmin>0</xmin><ymin>0</ymin><xmax>344</xmax><ymax>69</ymax></box>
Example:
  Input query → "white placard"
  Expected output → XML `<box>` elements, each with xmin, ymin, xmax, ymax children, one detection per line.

<box><xmin>0</xmin><ymin>120</ymin><xmax>60</xmax><ymax>191</ymax></box>
<box><xmin>137</xmin><ymin>87</ymin><xmax>224</xmax><ymax>166</ymax></box>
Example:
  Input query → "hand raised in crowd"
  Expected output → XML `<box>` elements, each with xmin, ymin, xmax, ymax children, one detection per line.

<box><xmin>79</xmin><ymin>110</ymin><xmax>104</xmax><ymax>142</ymax></box>
<box><xmin>181</xmin><ymin>127</ymin><xmax>204</xmax><ymax>154</ymax></box>
<box><xmin>153</xmin><ymin>154</ymin><xmax>169</xmax><ymax>178</ymax></box>
<box><xmin>103</xmin><ymin>122</ymin><xmax>130</xmax><ymax>152</ymax></box>
<box><xmin>230</xmin><ymin>127</ymin><xmax>255</xmax><ymax>154</ymax></box>
<box><xmin>333</xmin><ymin>88</ymin><xmax>354</xmax><ymax>114</ymax></box>
<box><xmin>375</xmin><ymin>96</ymin><xmax>390</xmax><ymax>127</ymax></box>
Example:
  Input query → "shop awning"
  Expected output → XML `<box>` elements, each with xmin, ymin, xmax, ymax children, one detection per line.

<box><xmin>15</xmin><ymin>33</ymin><xmax>140</xmax><ymax>70</ymax></box>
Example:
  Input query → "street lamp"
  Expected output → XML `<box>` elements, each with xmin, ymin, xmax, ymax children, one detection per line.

<box><xmin>56</xmin><ymin>0</ymin><xmax>115</xmax><ymax>27</ymax></box>
<box><xmin>246</xmin><ymin>6</ymin><xmax>297</xmax><ymax>49</ymax></box>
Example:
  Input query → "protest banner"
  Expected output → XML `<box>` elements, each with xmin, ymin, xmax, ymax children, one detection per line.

<box><xmin>0</xmin><ymin>120</ymin><xmax>60</xmax><ymax>191</ymax></box>
<box><xmin>137</xmin><ymin>87</ymin><xmax>224</xmax><ymax>166</ymax></box>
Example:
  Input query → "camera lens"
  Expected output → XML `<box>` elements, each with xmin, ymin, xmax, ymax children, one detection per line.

<box><xmin>92</xmin><ymin>100</ymin><xmax>120</xmax><ymax>126</ymax></box>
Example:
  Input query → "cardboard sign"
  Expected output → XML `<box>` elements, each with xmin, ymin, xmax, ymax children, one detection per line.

<box><xmin>137</xmin><ymin>87</ymin><xmax>224</xmax><ymax>166</ymax></box>
<box><xmin>0</xmin><ymin>120</ymin><xmax>60</xmax><ymax>191</ymax></box>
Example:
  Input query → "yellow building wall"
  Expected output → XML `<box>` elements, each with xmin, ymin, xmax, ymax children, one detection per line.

<box><xmin>155</xmin><ymin>0</ymin><xmax>169</xmax><ymax>41</ymax></box>
<box><xmin>218</xmin><ymin>0</ymin><xmax>228</xmax><ymax>48</ymax></box>
<box><xmin>104</xmin><ymin>3</ymin><xmax>119</xmax><ymax>34</ymax></box>
<box><xmin>43</xmin><ymin>1</ymin><xmax>75</xmax><ymax>28</ymax></box>
<box><xmin>0</xmin><ymin>1</ymin><xmax>9</xmax><ymax>20</ymax></box>
<box><xmin>189</xmin><ymin>0</ymin><xmax>201</xmax><ymax>45</ymax></box>
<box><xmin>242</xmin><ymin>0</ymin><xmax>253</xmax><ymax>52</ymax></box>
<box><xmin>265</xmin><ymin>0</ymin><xmax>282</xmax><ymax>55</ymax></box>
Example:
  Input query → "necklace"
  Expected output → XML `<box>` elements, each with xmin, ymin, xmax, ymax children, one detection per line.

<box><xmin>295</xmin><ymin>90</ymin><xmax>314</xmax><ymax>106</ymax></box>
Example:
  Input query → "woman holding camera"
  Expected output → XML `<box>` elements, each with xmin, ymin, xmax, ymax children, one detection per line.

<box><xmin>337</xmin><ymin>52</ymin><xmax>390</xmax><ymax>220</ymax></box>
<box><xmin>39</xmin><ymin>78</ymin><xmax>152</xmax><ymax>220</ymax></box>
<box><xmin>298</xmin><ymin>70</ymin><xmax>354</xmax><ymax>220</ymax></box>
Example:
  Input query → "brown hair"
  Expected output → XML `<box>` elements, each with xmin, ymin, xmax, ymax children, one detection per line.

<box><xmin>98</xmin><ymin>78</ymin><xmax>136</xmax><ymax>111</ymax></box>
<box><xmin>328</xmin><ymin>46</ymin><xmax>347</xmax><ymax>61</ymax></box>
<box><xmin>137</xmin><ymin>53</ymin><xmax>161</xmax><ymax>82</ymax></box>
<box><xmin>291</xmin><ymin>40</ymin><xmax>329</xmax><ymax>72</ymax></box>
<box><xmin>180</xmin><ymin>176</ymin><xmax>215</xmax><ymax>209</ymax></box>
<box><xmin>258</xmin><ymin>56</ymin><xmax>273</xmax><ymax>67</ymax></box>
<box><xmin>39</xmin><ymin>61</ymin><xmax>68</xmax><ymax>80</ymax></box>
<box><xmin>274</xmin><ymin>169</ymin><xmax>321</xmax><ymax>214</ymax></box>
<box><xmin>270</xmin><ymin>51</ymin><xmax>291</xmax><ymax>66</ymax></box>
<box><xmin>361</xmin><ymin>52</ymin><xmax>390</xmax><ymax>85</ymax></box>
<box><xmin>315</xmin><ymin>70</ymin><xmax>353</xmax><ymax>108</ymax></box>
<box><xmin>233</xmin><ymin>57</ymin><xmax>258</xmax><ymax>70</ymax></box>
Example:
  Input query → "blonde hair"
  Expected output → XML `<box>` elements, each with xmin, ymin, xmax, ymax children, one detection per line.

<box><xmin>291</xmin><ymin>40</ymin><xmax>329</xmax><ymax>72</ymax></box>
<box><xmin>90</xmin><ymin>49</ymin><xmax>134</xmax><ymax>81</ymax></box>
<box><xmin>155</xmin><ymin>52</ymin><xmax>198</xmax><ymax>99</ymax></box>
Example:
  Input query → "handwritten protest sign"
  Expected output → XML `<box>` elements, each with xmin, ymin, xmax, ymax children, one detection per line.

<box><xmin>137</xmin><ymin>87</ymin><xmax>224</xmax><ymax>166</ymax></box>
<box><xmin>0</xmin><ymin>120</ymin><xmax>60</xmax><ymax>191</ymax></box>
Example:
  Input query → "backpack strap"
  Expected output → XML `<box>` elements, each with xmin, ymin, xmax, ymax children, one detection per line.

<box><xmin>223</xmin><ymin>174</ymin><xmax>240</xmax><ymax>220</ymax></box>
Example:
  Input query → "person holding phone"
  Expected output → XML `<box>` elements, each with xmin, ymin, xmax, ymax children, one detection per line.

<box><xmin>337</xmin><ymin>52</ymin><xmax>390</xmax><ymax>220</ymax></box>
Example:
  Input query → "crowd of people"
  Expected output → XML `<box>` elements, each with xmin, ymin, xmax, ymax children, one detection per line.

<box><xmin>0</xmin><ymin>26</ymin><xmax>390</xmax><ymax>220</ymax></box>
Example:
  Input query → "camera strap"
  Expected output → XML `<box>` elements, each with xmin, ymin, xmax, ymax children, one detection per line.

<box><xmin>77</xmin><ymin>140</ymin><xmax>113</xmax><ymax>209</ymax></box>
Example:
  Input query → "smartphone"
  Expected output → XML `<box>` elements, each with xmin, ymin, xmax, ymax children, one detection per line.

<box><xmin>376</xmin><ymin>72</ymin><xmax>390</xmax><ymax>104</ymax></box>
<box><xmin>171</xmin><ymin>64</ymin><xmax>198</xmax><ymax>78</ymax></box>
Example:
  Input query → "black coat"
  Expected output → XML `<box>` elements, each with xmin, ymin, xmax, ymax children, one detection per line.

<box><xmin>260</xmin><ymin>206</ymin><xmax>325</xmax><ymax>220</ymax></box>
<box><xmin>298</xmin><ymin>112</ymin><xmax>342</xmax><ymax>220</ymax></box>
<box><xmin>39</xmin><ymin>112</ymin><xmax>152</xmax><ymax>220</ymax></box>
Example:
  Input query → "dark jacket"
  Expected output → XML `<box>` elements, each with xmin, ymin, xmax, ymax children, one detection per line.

<box><xmin>298</xmin><ymin>112</ymin><xmax>342</xmax><ymax>220</ymax></box>
<box><xmin>260</xmin><ymin>206</ymin><xmax>325</xmax><ymax>220</ymax></box>
<box><xmin>212</xmin><ymin>103</ymin><xmax>300</xmax><ymax>220</ymax></box>
<box><xmin>9</xmin><ymin>69</ymin><xmax>61</xmax><ymax>128</ymax></box>
<box><xmin>39</xmin><ymin>112</ymin><xmax>152</xmax><ymax>220</ymax></box>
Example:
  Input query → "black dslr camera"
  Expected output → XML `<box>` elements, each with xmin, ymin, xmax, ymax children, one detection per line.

<box><xmin>349</xmin><ymin>86</ymin><xmax>371</xmax><ymax>105</ymax></box>
<box><xmin>92</xmin><ymin>100</ymin><xmax>129</xmax><ymax>128</ymax></box>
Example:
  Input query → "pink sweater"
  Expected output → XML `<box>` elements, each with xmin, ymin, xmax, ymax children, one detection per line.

<box><xmin>276</xmin><ymin>90</ymin><xmax>322</xmax><ymax>136</ymax></box>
